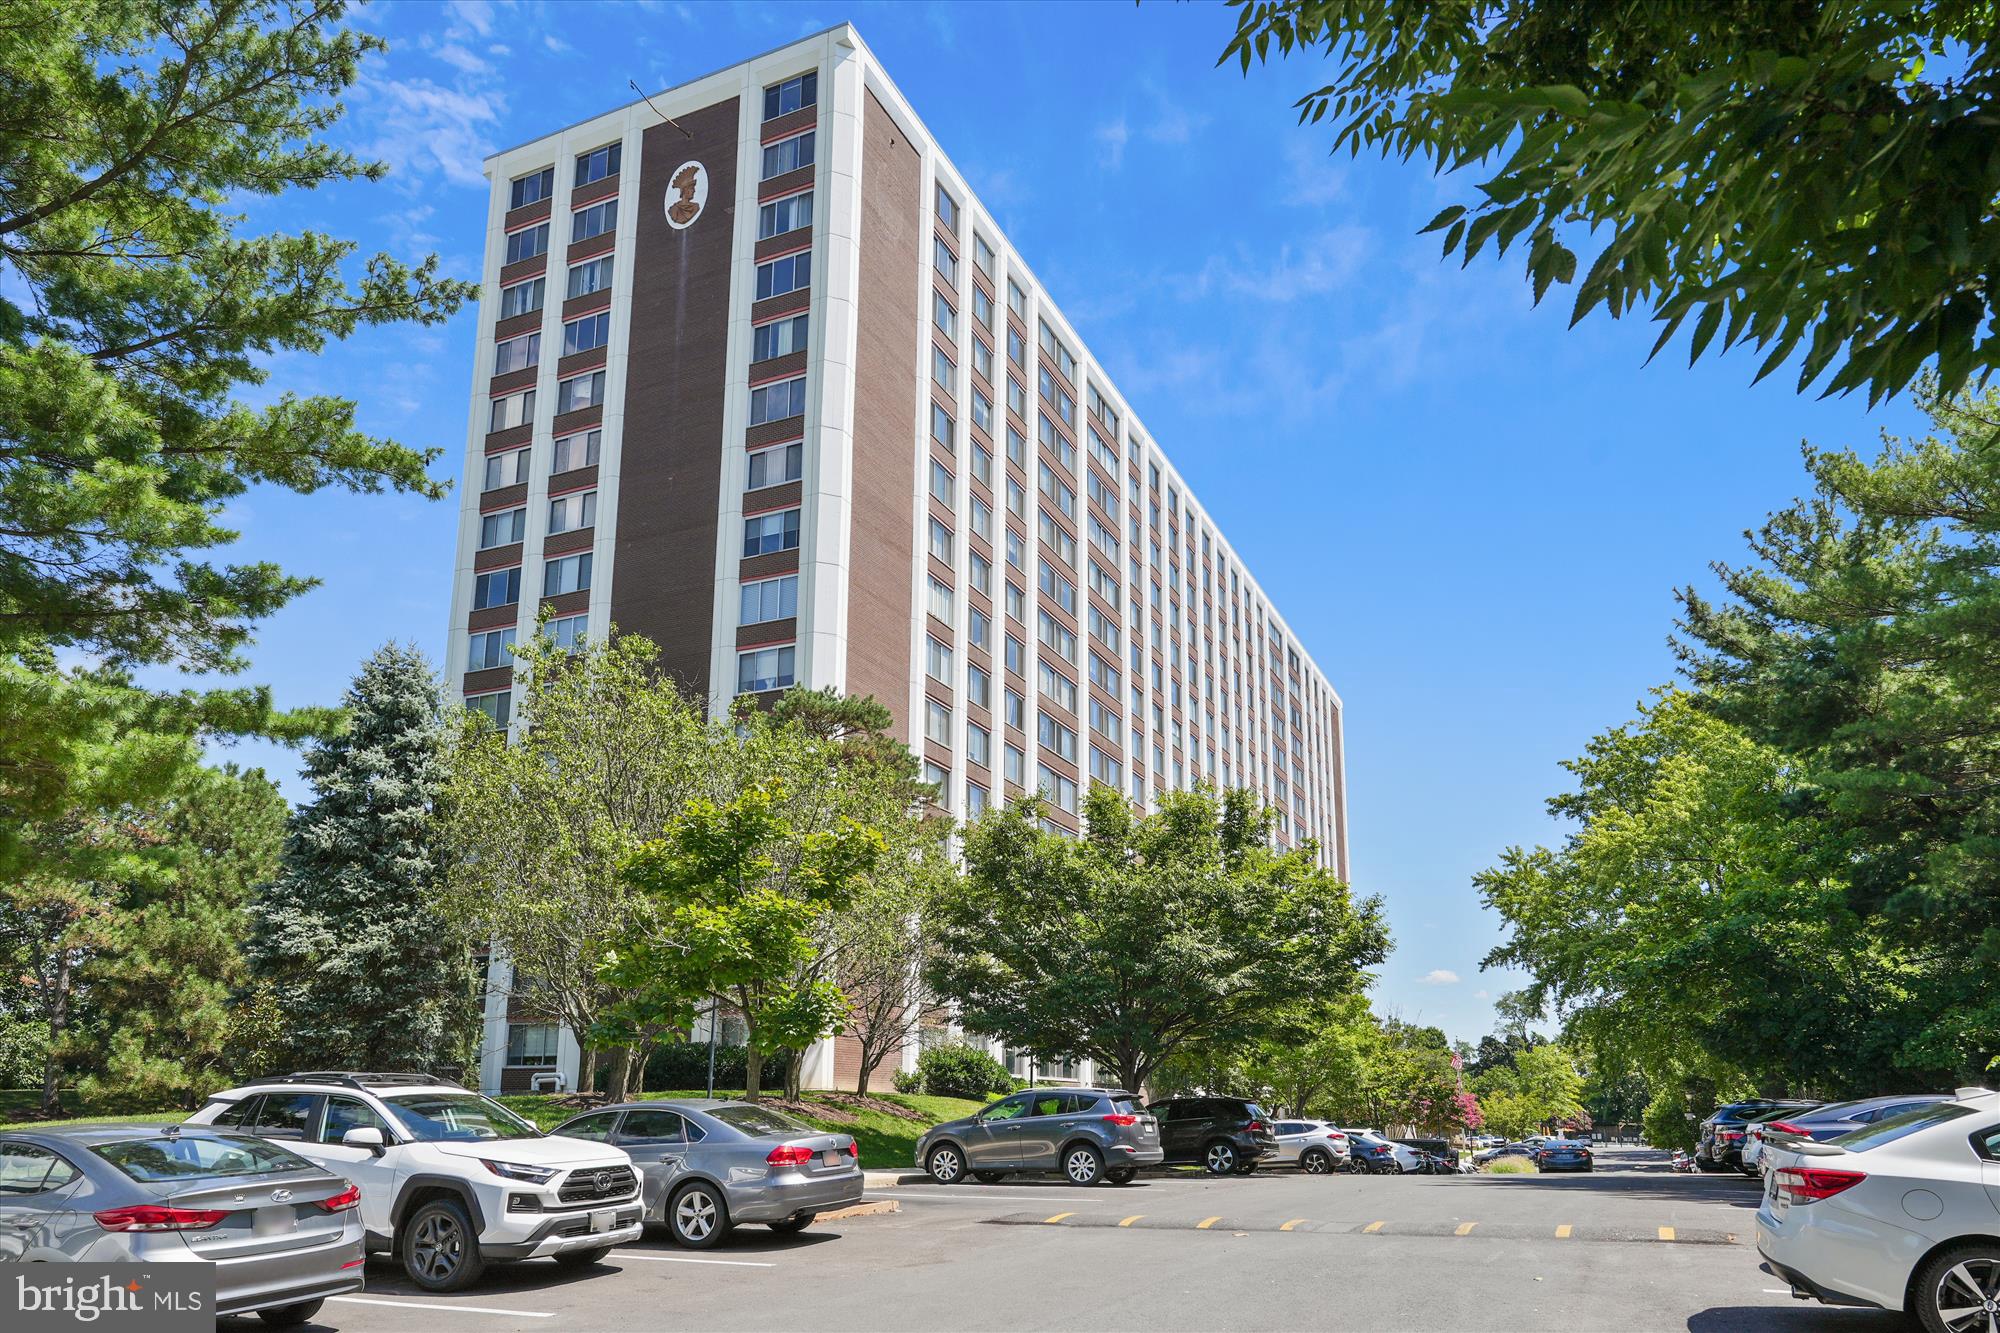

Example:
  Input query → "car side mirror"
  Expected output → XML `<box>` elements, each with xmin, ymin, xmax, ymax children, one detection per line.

<box><xmin>342</xmin><ymin>1127</ymin><xmax>387</xmax><ymax>1156</ymax></box>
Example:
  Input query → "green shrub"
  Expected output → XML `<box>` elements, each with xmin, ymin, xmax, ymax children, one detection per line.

<box><xmin>911</xmin><ymin>1043</ymin><xmax>1014</xmax><ymax>1099</ymax></box>
<box><xmin>639</xmin><ymin>1042</ymin><xmax>793</xmax><ymax>1093</ymax></box>
<box><xmin>1485</xmin><ymin>1157</ymin><xmax>1538</xmax><ymax>1175</ymax></box>
<box><xmin>892</xmin><ymin>1068</ymin><xmax>923</xmax><ymax>1094</ymax></box>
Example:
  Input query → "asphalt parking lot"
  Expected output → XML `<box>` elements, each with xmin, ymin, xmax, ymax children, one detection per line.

<box><xmin>223</xmin><ymin>1148</ymin><xmax>1912</xmax><ymax>1332</ymax></box>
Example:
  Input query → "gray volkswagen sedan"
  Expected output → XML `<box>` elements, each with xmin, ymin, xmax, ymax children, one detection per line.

<box><xmin>0</xmin><ymin>1124</ymin><xmax>365</xmax><ymax>1325</ymax></box>
<box><xmin>551</xmin><ymin>1100</ymin><xmax>861</xmax><ymax>1249</ymax></box>
<box><xmin>915</xmin><ymin>1087</ymin><xmax>1163</xmax><ymax>1185</ymax></box>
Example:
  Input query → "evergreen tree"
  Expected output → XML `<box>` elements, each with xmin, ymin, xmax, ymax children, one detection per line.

<box><xmin>249</xmin><ymin>644</ymin><xmax>472</xmax><ymax>1072</ymax></box>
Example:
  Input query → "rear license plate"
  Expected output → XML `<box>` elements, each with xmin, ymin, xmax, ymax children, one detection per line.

<box><xmin>821</xmin><ymin>1149</ymin><xmax>842</xmax><ymax>1167</ymax></box>
<box><xmin>589</xmin><ymin>1208</ymin><xmax>616</xmax><ymax>1234</ymax></box>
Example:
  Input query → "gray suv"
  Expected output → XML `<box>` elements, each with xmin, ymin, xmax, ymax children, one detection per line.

<box><xmin>916</xmin><ymin>1087</ymin><xmax>1163</xmax><ymax>1186</ymax></box>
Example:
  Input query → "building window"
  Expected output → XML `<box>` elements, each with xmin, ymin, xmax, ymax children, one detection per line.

<box><xmin>1038</xmin><ymin>320</ymin><xmax>1077</xmax><ymax>382</ymax></box>
<box><xmin>504</xmin><ymin>222</ymin><xmax>549</xmax><ymax>265</ymax></box>
<box><xmin>493</xmin><ymin>331</ymin><xmax>539</xmax><ymax>375</ymax></box>
<box><xmin>967</xmin><ymin>783</ymin><xmax>989</xmax><ymax>816</ymax></box>
<box><xmin>469</xmin><ymin>690</ymin><xmax>512</xmax><ymax>728</ymax></box>
<box><xmin>741</xmin><ymin>573</ymin><xmax>798</xmax><ymax>625</ymax></box>
<box><xmin>1038</xmin><ymin>715</ymin><xmax>1078</xmax><ymax>763</ymax></box>
<box><xmin>928</xmin><ymin>517</ymin><xmax>953</xmax><ymax>564</ymax></box>
<box><xmin>761</xmin><ymin>130</ymin><xmax>815</xmax><ymax>180</ymax></box>
<box><xmin>971</xmin><ymin>387</ymin><xmax>993</xmax><ymax>435</ymax></box>
<box><xmin>934</xmin><ymin>235</ymin><xmax>958</xmax><ymax>285</ymax></box>
<box><xmin>743</xmin><ymin>508</ymin><xmax>802</xmax><ymax>556</ymax></box>
<box><xmin>1039</xmin><ymin>557</ymin><xmax>1076</xmax><ymax>616</ymax></box>
<box><xmin>763</xmin><ymin>71</ymin><xmax>817</xmax><ymax>120</ymax></box>
<box><xmin>1004</xmin><ymin>636</ymin><xmax>1024</xmax><ymax>678</ymax></box>
<box><xmin>1089</xmin><ymin>745</ymin><xmax>1121</xmax><ymax>788</ymax></box>
<box><xmin>498</xmin><ymin>276</ymin><xmax>544</xmax><ymax>319</ymax></box>
<box><xmin>478</xmin><ymin>507</ymin><xmax>526</xmax><ymax>550</ymax></box>
<box><xmin>926</xmin><ymin>698</ymin><xmax>952</xmax><ymax>748</ymax></box>
<box><xmin>1039</xmin><ymin>509</ymin><xmax>1075</xmax><ymax>565</ymax></box>
<box><xmin>967</xmin><ymin>662</ymin><xmax>991</xmax><ymax>710</ymax></box>
<box><xmin>1039</xmin><ymin>610</ymin><xmax>1076</xmax><ymax>665</ymax></box>
<box><xmin>759</xmin><ymin>190</ymin><xmax>814</xmax><ymax>239</ymax></box>
<box><xmin>472</xmin><ymin>567</ymin><xmax>520</xmax><ymax>610</ymax></box>
<box><xmin>571</xmin><ymin>199</ymin><xmax>617</xmax><ymax>244</ymax></box>
<box><xmin>509</xmin><ymin>166</ymin><xmax>554</xmax><ymax>210</ymax></box>
<box><xmin>483</xmin><ymin>446</ymin><xmax>530</xmax><ymax>491</ymax></box>
<box><xmin>467</xmin><ymin>627</ymin><xmax>516</xmax><ymax>671</ymax></box>
<box><xmin>936</xmin><ymin>182</ymin><xmax>959</xmax><ymax>232</ymax></box>
<box><xmin>552</xmin><ymin>429</ymin><xmax>600</xmax><ymax>473</ymax></box>
<box><xmin>1038</xmin><ymin>764</ymin><xmax>1078</xmax><ymax>814</ymax></box>
<box><xmin>970</xmin><ymin>550</ymin><xmax>992</xmax><ymax>596</ymax></box>
<box><xmin>972</xmin><ymin>283</ymin><xmax>993</xmax><ymax>330</ymax></box>
<box><xmin>1039</xmin><ymin>661</ymin><xmax>1077</xmax><ymax>713</ymax></box>
<box><xmin>966</xmin><ymin>722</ymin><xmax>990</xmax><ymax>768</ymax></box>
<box><xmin>930</xmin><ymin>401</ymin><xmax>954</xmax><ymax>452</ymax></box>
<box><xmin>575</xmin><ymin>142</ymin><xmax>621</xmax><ymax>186</ymax></box>
<box><xmin>925</xmin><ymin>635</ymin><xmax>953</xmax><ymax>683</ymax></box>
<box><xmin>747</xmin><ymin>440</ymin><xmax>803</xmax><ymax>490</ymax></box>
<box><xmin>753</xmin><ymin>312</ymin><xmax>810</xmax><ymax>362</ymax></box>
<box><xmin>567</xmin><ymin>256</ymin><xmax>613</xmax><ymax>300</ymax></box>
<box><xmin>547</xmin><ymin>490</ymin><xmax>596</xmax><ymax>534</ymax></box>
<box><xmin>755</xmin><ymin>250</ymin><xmax>812</xmax><ymax>300</ymax></box>
<box><xmin>749</xmin><ymin>376</ymin><xmax>807</xmax><ymax>425</ymax></box>
<box><xmin>932</xmin><ymin>344</ymin><xmax>954</xmax><ymax>392</ymax></box>
<box><xmin>555</xmin><ymin>370</ymin><xmax>605</xmax><ymax>415</ymax></box>
<box><xmin>1007</xmin><ymin>279</ymin><xmax>1027</xmax><ymax>320</ymax></box>
<box><xmin>974</xmin><ymin>234</ymin><xmax>995</xmax><ymax>276</ymax></box>
<box><xmin>543</xmin><ymin>552</ymin><xmax>592</xmax><ymax>597</ymax></box>
<box><xmin>737</xmin><ymin>645</ymin><xmax>796</xmax><ymax>693</ymax></box>
<box><xmin>563</xmin><ymin>311</ymin><xmax>610</xmax><ymax>356</ymax></box>
<box><xmin>489</xmin><ymin>388</ymin><xmax>535</xmax><ymax>432</ymax></box>
<box><xmin>1005</xmin><ymin>743</ymin><xmax>1024</xmax><ymax>786</ymax></box>
<box><xmin>972</xmin><ymin>337</ymin><xmax>993</xmax><ymax>382</ymax></box>
<box><xmin>932</xmin><ymin>293</ymin><xmax>960</xmax><ymax>345</ymax></box>
<box><xmin>929</xmin><ymin>459</ymin><xmax>953</xmax><ymax>507</ymax></box>
<box><xmin>1005</xmin><ymin>527</ymin><xmax>1023</xmax><ymax>570</ymax></box>
<box><xmin>1039</xmin><ymin>462</ymin><xmax>1076</xmax><ymax>521</ymax></box>
<box><xmin>1006</xmin><ymin>374</ymin><xmax>1026</xmax><ymax>418</ymax></box>
<box><xmin>927</xmin><ymin>574</ymin><xmax>954</xmax><ymax>624</ymax></box>
<box><xmin>970</xmin><ymin>494</ymin><xmax>993</xmax><ymax>542</ymax></box>
<box><xmin>547</xmin><ymin>613</ymin><xmax>589</xmax><ymax>651</ymax></box>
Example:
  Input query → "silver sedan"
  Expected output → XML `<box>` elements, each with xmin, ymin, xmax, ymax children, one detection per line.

<box><xmin>0</xmin><ymin>1124</ymin><xmax>365</xmax><ymax>1325</ymax></box>
<box><xmin>551</xmin><ymin>1100</ymin><xmax>862</xmax><ymax>1249</ymax></box>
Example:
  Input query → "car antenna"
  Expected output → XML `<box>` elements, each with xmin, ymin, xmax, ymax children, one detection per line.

<box><xmin>631</xmin><ymin>80</ymin><xmax>694</xmax><ymax>139</ymax></box>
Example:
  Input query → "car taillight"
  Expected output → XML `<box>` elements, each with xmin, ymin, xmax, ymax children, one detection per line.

<box><xmin>317</xmin><ymin>1184</ymin><xmax>362</xmax><ymax>1213</ymax></box>
<box><xmin>766</xmin><ymin>1145</ymin><xmax>816</xmax><ymax>1166</ymax></box>
<box><xmin>1246</xmin><ymin>1120</ymin><xmax>1266</xmax><ymax>1133</ymax></box>
<box><xmin>1764</xmin><ymin>1122</ymin><xmax>1808</xmax><ymax>1136</ymax></box>
<box><xmin>1102</xmin><ymin>1114</ymin><xmax>1137</xmax><ymax>1126</ymax></box>
<box><xmin>94</xmin><ymin>1204</ymin><xmax>229</xmax><ymax>1232</ymax></box>
<box><xmin>1773</xmin><ymin>1167</ymin><xmax>1865</xmax><ymax>1204</ymax></box>
<box><xmin>845</xmin><ymin>1141</ymin><xmax>859</xmax><ymax>1158</ymax></box>
<box><xmin>1719</xmin><ymin>1129</ymin><xmax>1744</xmax><ymax>1142</ymax></box>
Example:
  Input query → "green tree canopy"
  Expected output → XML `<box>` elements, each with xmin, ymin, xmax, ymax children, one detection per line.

<box><xmin>1224</xmin><ymin>1</ymin><xmax>1999</xmax><ymax>404</ymax></box>
<box><xmin>927</xmin><ymin>784</ymin><xmax>1389</xmax><ymax>1096</ymax></box>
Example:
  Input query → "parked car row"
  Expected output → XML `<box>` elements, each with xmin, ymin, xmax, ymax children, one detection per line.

<box><xmin>1699</xmin><ymin>1093</ymin><xmax>1955</xmax><ymax>1177</ymax></box>
<box><xmin>1471</xmin><ymin>1137</ymin><xmax>1594</xmax><ymax>1172</ymax></box>
<box><xmin>0</xmin><ymin>1069</ymin><xmax>866</xmax><ymax>1322</ymax></box>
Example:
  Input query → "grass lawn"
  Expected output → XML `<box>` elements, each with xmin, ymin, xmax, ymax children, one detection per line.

<box><xmin>3</xmin><ymin>1087</ymin><xmax>986</xmax><ymax>1171</ymax></box>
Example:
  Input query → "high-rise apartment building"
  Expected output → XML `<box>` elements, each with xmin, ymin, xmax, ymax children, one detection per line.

<box><xmin>448</xmin><ymin>25</ymin><xmax>1349</xmax><ymax>1095</ymax></box>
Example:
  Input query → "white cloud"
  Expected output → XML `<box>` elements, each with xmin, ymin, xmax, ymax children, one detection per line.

<box><xmin>543</xmin><ymin>33</ymin><xmax>571</xmax><ymax>53</ymax></box>
<box><xmin>1417</xmin><ymin>969</ymin><xmax>1461</xmax><ymax>986</ymax></box>
<box><xmin>1095</xmin><ymin>118</ymin><xmax>1130</xmax><ymax>170</ymax></box>
<box><xmin>1282</xmin><ymin>136</ymin><xmax>1347</xmax><ymax>207</ymax></box>
<box><xmin>354</xmin><ymin>76</ymin><xmax>503</xmax><ymax>189</ymax></box>
<box><xmin>1169</xmin><ymin>227</ymin><xmax>1374</xmax><ymax>304</ymax></box>
<box><xmin>433</xmin><ymin>42</ymin><xmax>492</xmax><ymax>78</ymax></box>
<box><xmin>447</xmin><ymin>0</ymin><xmax>494</xmax><ymax>36</ymax></box>
<box><xmin>1474</xmin><ymin>989</ymin><xmax>1491</xmax><ymax>1000</ymax></box>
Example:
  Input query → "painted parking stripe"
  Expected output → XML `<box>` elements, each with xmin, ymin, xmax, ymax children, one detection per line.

<box><xmin>1195</xmin><ymin>1216</ymin><xmax>1223</xmax><ymax>1230</ymax></box>
<box><xmin>1363</xmin><ymin>1220</ymin><xmax>1385</xmax><ymax>1233</ymax></box>
<box><xmin>1658</xmin><ymin>1226</ymin><xmax>1676</xmax><ymax>1241</ymax></box>
<box><xmin>1279</xmin><ymin>1218</ymin><xmax>1308</xmax><ymax>1232</ymax></box>
<box><xmin>1043</xmin><ymin>1212</ymin><xmax>1075</xmax><ymax>1224</ymax></box>
<box><xmin>1555</xmin><ymin>1225</ymin><xmax>1573</xmax><ymax>1238</ymax></box>
<box><xmin>618</xmin><ymin>1254</ymin><xmax>778</xmax><ymax>1268</ymax></box>
<box><xmin>329</xmin><ymin>1297</ymin><xmax>553</xmax><ymax>1318</ymax></box>
<box><xmin>1455</xmin><ymin>1222</ymin><xmax>1477</xmax><ymax>1236</ymax></box>
<box><xmin>1118</xmin><ymin>1215</ymin><xmax>1144</xmax><ymax>1227</ymax></box>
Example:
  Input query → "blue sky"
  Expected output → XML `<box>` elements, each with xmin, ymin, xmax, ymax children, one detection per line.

<box><xmin>190</xmin><ymin>0</ymin><xmax>1926</xmax><ymax>1045</ymax></box>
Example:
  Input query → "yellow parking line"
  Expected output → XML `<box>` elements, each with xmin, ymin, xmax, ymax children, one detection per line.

<box><xmin>1195</xmin><ymin>1216</ymin><xmax>1223</xmax><ymax>1230</ymax></box>
<box><xmin>1658</xmin><ymin>1226</ymin><xmax>1676</xmax><ymax>1241</ymax></box>
<box><xmin>1455</xmin><ymin>1222</ymin><xmax>1477</xmax><ymax>1236</ymax></box>
<box><xmin>1279</xmin><ymin>1218</ymin><xmax>1308</xmax><ymax>1232</ymax></box>
<box><xmin>1555</xmin><ymin>1224</ymin><xmax>1573</xmax><ymax>1239</ymax></box>
<box><xmin>1363</xmin><ymin>1220</ymin><xmax>1385</xmax><ymax>1233</ymax></box>
<box><xmin>1118</xmin><ymin>1215</ymin><xmax>1143</xmax><ymax>1228</ymax></box>
<box><xmin>1043</xmin><ymin>1212</ymin><xmax>1074</xmax><ymax>1225</ymax></box>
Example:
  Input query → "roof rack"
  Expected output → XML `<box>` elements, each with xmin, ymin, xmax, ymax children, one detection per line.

<box><xmin>263</xmin><ymin>1071</ymin><xmax>466</xmax><ymax>1091</ymax></box>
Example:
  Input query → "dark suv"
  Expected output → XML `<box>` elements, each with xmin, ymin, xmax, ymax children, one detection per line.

<box><xmin>915</xmin><ymin>1087</ymin><xmax>1163</xmax><ymax>1186</ymax></box>
<box><xmin>1697</xmin><ymin>1098</ymin><xmax>1818</xmax><ymax>1171</ymax></box>
<box><xmin>1145</xmin><ymin>1096</ymin><xmax>1279</xmax><ymax>1175</ymax></box>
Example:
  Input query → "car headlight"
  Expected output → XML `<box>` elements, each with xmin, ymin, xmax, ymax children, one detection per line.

<box><xmin>478</xmin><ymin>1159</ymin><xmax>559</xmax><ymax>1184</ymax></box>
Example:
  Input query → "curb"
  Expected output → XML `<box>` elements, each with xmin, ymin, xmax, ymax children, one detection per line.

<box><xmin>819</xmin><ymin>1199</ymin><xmax>899</xmax><ymax>1222</ymax></box>
<box><xmin>862</xmin><ymin>1171</ymin><xmax>929</xmax><ymax>1188</ymax></box>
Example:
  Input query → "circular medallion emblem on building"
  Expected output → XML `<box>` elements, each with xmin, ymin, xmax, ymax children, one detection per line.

<box><xmin>665</xmin><ymin>161</ymin><xmax>708</xmax><ymax>229</ymax></box>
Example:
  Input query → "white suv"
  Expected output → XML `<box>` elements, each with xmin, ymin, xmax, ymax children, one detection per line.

<box><xmin>185</xmin><ymin>1073</ymin><xmax>644</xmax><ymax>1291</ymax></box>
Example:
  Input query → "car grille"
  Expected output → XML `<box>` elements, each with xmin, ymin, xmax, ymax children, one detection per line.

<box><xmin>557</xmin><ymin>1165</ymin><xmax>638</xmax><ymax>1204</ymax></box>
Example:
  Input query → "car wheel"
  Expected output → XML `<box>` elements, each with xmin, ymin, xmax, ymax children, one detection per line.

<box><xmin>1063</xmin><ymin>1143</ymin><xmax>1105</xmax><ymax>1186</ymax></box>
<box><xmin>553</xmin><ymin>1245</ymin><xmax>614</xmax><ymax>1268</ymax></box>
<box><xmin>1106</xmin><ymin>1168</ymin><xmax>1137</xmax><ymax>1185</ymax></box>
<box><xmin>402</xmin><ymin>1197</ymin><xmax>485</xmax><ymax>1293</ymax></box>
<box><xmin>1203</xmin><ymin>1141</ymin><xmax>1238</xmax><ymax>1175</ymax></box>
<box><xmin>1695</xmin><ymin>1156</ymin><xmax>1726</xmax><ymax>1172</ymax></box>
<box><xmin>1915</xmin><ymin>1243</ymin><xmax>2000</xmax><ymax>1333</ymax></box>
<box><xmin>1301</xmin><ymin>1148</ymin><xmax>1334</xmax><ymax>1175</ymax></box>
<box><xmin>1233</xmin><ymin>1160</ymin><xmax>1259</xmax><ymax>1176</ymax></box>
<box><xmin>767</xmin><ymin>1213</ymin><xmax>815</xmax><ymax>1234</ymax></box>
<box><xmin>927</xmin><ymin>1144</ymin><xmax>966</xmax><ymax>1185</ymax></box>
<box><xmin>668</xmin><ymin>1181</ymin><xmax>731</xmax><ymax>1249</ymax></box>
<box><xmin>973</xmin><ymin>1170</ymin><xmax>1007</xmax><ymax>1184</ymax></box>
<box><xmin>257</xmin><ymin>1300</ymin><xmax>325</xmax><ymax>1328</ymax></box>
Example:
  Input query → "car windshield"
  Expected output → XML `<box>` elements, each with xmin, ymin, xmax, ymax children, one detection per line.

<box><xmin>1830</xmin><ymin>1101</ymin><xmax>1976</xmax><ymax>1152</ymax></box>
<box><xmin>93</xmin><ymin>1133</ymin><xmax>313</xmax><ymax>1182</ymax></box>
<box><xmin>707</xmin><ymin>1105</ymin><xmax>814</xmax><ymax>1137</ymax></box>
<box><xmin>382</xmin><ymin>1093</ymin><xmax>541</xmax><ymax>1142</ymax></box>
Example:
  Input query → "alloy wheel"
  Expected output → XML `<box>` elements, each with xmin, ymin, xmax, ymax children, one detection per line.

<box><xmin>1205</xmin><ymin>1143</ymin><xmax>1236</xmax><ymax>1174</ymax></box>
<box><xmin>1065</xmin><ymin>1148</ymin><xmax>1101</xmax><ymax>1185</ymax></box>
<box><xmin>410</xmin><ymin>1212</ymin><xmax>463</xmax><ymax>1282</ymax></box>
<box><xmin>675</xmin><ymin>1187</ymin><xmax>719</xmax><ymax>1243</ymax></box>
<box><xmin>1302</xmin><ymin>1149</ymin><xmax>1332</xmax><ymax>1175</ymax></box>
<box><xmin>929</xmin><ymin>1146</ymin><xmax>963</xmax><ymax>1184</ymax></box>
<box><xmin>1932</xmin><ymin>1256</ymin><xmax>2000</xmax><ymax>1333</ymax></box>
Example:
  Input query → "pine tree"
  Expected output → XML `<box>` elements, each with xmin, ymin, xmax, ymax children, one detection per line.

<box><xmin>248</xmin><ymin>644</ymin><xmax>473</xmax><ymax>1072</ymax></box>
